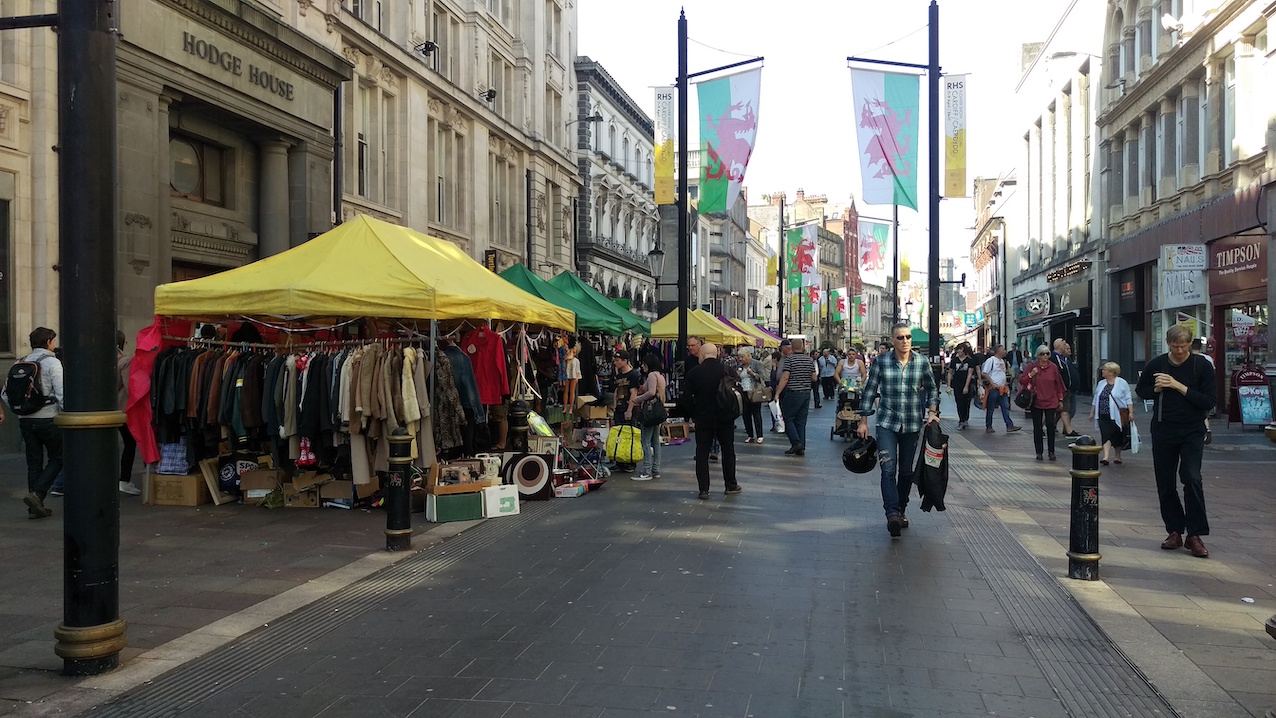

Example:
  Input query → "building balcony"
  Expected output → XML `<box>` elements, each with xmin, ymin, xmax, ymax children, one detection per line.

<box><xmin>577</xmin><ymin>234</ymin><xmax>653</xmax><ymax>276</ymax></box>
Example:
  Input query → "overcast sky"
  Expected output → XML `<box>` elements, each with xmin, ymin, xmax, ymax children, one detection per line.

<box><xmin>578</xmin><ymin>0</ymin><xmax>1075</xmax><ymax>266</ymax></box>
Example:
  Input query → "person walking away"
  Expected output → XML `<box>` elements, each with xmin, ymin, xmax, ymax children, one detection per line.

<box><xmin>117</xmin><ymin>330</ymin><xmax>141</xmax><ymax>495</ymax></box>
<box><xmin>1020</xmin><ymin>346</ymin><xmax>1066</xmax><ymax>460</ymax></box>
<box><xmin>809</xmin><ymin>350</ymin><xmax>824</xmax><ymax>408</ymax></box>
<box><xmin>685</xmin><ymin>343</ymin><xmax>741</xmax><ymax>499</ymax></box>
<box><xmin>611</xmin><ymin>351</ymin><xmax>642</xmax><ymax>473</ymax></box>
<box><xmin>818</xmin><ymin>348</ymin><xmax>837</xmax><ymax>402</ymax></box>
<box><xmin>1050</xmin><ymin>339</ymin><xmax>1080</xmax><ymax>437</ymax></box>
<box><xmin>946</xmin><ymin>343</ymin><xmax>977</xmax><ymax>429</ymax></box>
<box><xmin>767</xmin><ymin>351</ymin><xmax>783</xmax><ymax>432</ymax></box>
<box><xmin>4</xmin><ymin>327</ymin><xmax>64</xmax><ymax>518</ymax></box>
<box><xmin>737</xmin><ymin>347</ymin><xmax>766</xmax><ymax>444</ymax></box>
<box><xmin>775</xmin><ymin>338</ymin><xmax>817</xmax><ymax>456</ymax></box>
<box><xmin>981</xmin><ymin>345</ymin><xmax>1020</xmax><ymax>433</ymax></box>
<box><xmin>1190</xmin><ymin>338</ymin><xmax>1215</xmax><ymax>444</ymax></box>
<box><xmin>630</xmin><ymin>353</ymin><xmax>666</xmax><ymax>481</ymax></box>
<box><xmin>858</xmin><ymin>322</ymin><xmax>940</xmax><ymax>537</ymax></box>
<box><xmin>1088</xmin><ymin>362</ymin><xmax>1132</xmax><ymax>466</ymax></box>
<box><xmin>1135</xmin><ymin>325</ymin><xmax>1216</xmax><ymax>558</ymax></box>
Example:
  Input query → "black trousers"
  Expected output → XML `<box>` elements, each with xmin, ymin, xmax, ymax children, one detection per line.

<box><xmin>954</xmin><ymin>388</ymin><xmax>973</xmax><ymax>423</ymax></box>
<box><xmin>119</xmin><ymin>425</ymin><xmax>137</xmax><ymax>484</ymax></box>
<box><xmin>1149</xmin><ymin>421</ymin><xmax>1209</xmax><ymax>536</ymax></box>
<box><xmin>694</xmin><ymin>418</ymin><xmax>737</xmax><ymax>493</ymax></box>
<box><xmin>1030</xmin><ymin>407</ymin><xmax>1058</xmax><ymax>456</ymax></box>
<box><xmin>741</xmin><ymin>398</ymin><xmax>764</xmax><ymax>439</ymax></box>
<box><xmin>820</xmin><ymin>376</ymin><xmax>837</xmax><ymax>400</ymax></box>
<box><xmin>19</xmin><ymin>418</ymin><xmax>62</xmax><ymax>496</ymax></box>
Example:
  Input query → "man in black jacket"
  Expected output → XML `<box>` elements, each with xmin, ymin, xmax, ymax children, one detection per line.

<box><xmin>1135</xmin><ymin>325</ymin><xmax>1216</xmax><ymax>558</ymax></box>
<box><xmin>685</xmin><ymin>342</ymin><xmax>741</xmax><ymax>500</ymax></box>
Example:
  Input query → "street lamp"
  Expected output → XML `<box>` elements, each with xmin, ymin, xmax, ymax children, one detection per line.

<box><xmin>566</xmin><ymin>112</ymin><xmax>603</xmax><ymax>128</ymax></box>
<box><xmin>905</xmin><ymin>299</ymin><xmax>914</xmax><ymax>321</ymax></box>
<box><xmin>647</xmin><ymin>244</ymin><xmax>666</xmax><ymax>280</ymax></box>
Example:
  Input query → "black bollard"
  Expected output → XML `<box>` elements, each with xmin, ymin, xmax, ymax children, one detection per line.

<box><xmin>384</xmin><ymin>429</ymin><xmax>414</xmax><ymax>552</ymax></box>
<box><xmin>509</xmin><ymin>399</ymin><xmax>530</xmax><ymax>453</ymax></box>
<box><xmin>1067</xmin><ymin>436</ymin><xmax>1103</xmax><ymax>580</ymax></box>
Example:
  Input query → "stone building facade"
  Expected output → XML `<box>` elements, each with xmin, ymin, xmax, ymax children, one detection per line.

<box><xmin>572</xmin><ymin>57</ymin><xmax>657</xmax><ymax>318</ymax></box>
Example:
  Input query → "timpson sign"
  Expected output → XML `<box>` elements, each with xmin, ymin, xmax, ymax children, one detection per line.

<box><xmin>181</xmin><ymin>32</ymin><xmax>296</xmax><ymax>101</ymax></box>
<box><xmin>1210</xmin><ymin>238</ymin><xmax>1266</xmax><ymax>296</ymax></box>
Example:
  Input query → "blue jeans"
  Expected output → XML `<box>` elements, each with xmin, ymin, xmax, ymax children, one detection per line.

<box><xmin>876</xmin><ymin>427</ymin><xmax>920</xmax><ymax>518</ymax></box>
<box><xmin>985</xmin><ymin>390</ymin><xmax>1014</xmax><ymax>429</ymax></box>
<box><xmin>639</xmin><ymin>424</ymin><xmax>662</xmax><ymax>476</ymax></box>
<box><xmin>780</xmin><ymin>390</ymin><xmax>810</xmax><ymax>449</ymax></box>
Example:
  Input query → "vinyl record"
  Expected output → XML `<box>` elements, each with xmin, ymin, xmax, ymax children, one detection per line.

<box><xmin>504</xmin><ymin>453</ymin><xmax>553</xmax><ymax>499</ymax></box>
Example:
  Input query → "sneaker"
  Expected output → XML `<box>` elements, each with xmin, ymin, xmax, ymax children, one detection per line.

<box><xmin>48</xmin><ymin>489</ymin><xmax>64</xmax><ymax>497</ymax></box>
<box><xmin>898</xmin><ymin>511</ymin><xmax>909</xmax><ymax>529</ymax></box>
<box><xmin>1036</xmin><ymin>454</ymin><xmax>1043</xmax><ymax>461</ymax></box>
<box><xmin>697</xmin><ymin>491</ymin><xmax>710</xmax><ymax>500</ymax></box>
<box><xmin>755</xmin><ymin>437</ymin><xmax>763</xmax><ymax>445</ymax></box>
<box><xmin>1204</xmin><ymin>430</ymin><xmax>1213</xmax><ymax>445</ymax></box>
<box><xmin>725</xmin><ymin>485</ymin><xmax>743</xmax><ymax>495</ymax></box>
<box><xmin>119</xmin><ymin>481</ymin><xmax>142</xmax><ymax>496</ymax></box>
<box><xmin>1006</xmin><ymin>425</ymin><xmax>1022</xmax><ymax>433</ymax></box>
<box><xmin>957</xmin><ymin>421</ymin><xmax>966</xmax><ymax>430</ymax></box>
<box><xmin>986</xmin><ymin>427</ymin><xmax>996</xmax><ymax>434</ymax></box>
<box><xmin>23</xmin><ymin>493</ymin><xmax>52</xmax><ymax>520</ymax></box>
<box><xmin>1048</xmin><ymin>453</ymin><xmax>1057</xmax><ymax>461</ymax></box>
<box><xmin>886</xmin><ymin>514</ymin><xmax>903</xmax><ymax>537</ymax></box>
<box><xmin>744</xmin><ymin>437</ymin><xmax>754</xmax><ymax>444</ymax></box>
<box><xmin>709</xmin><ymin>453</ymin><xmax>719</xmax><ymax>462</ymax></box>
<box><xmin>633</xmin><ymin>473</ymin><xmax>654</xmax><ymax>481</ymax></box>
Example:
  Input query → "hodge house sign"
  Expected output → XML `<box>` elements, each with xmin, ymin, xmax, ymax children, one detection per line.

<box><xmin>181</xmin><ymin>32</ymin><xmax>296</xmax><ymax>101</ymax></box>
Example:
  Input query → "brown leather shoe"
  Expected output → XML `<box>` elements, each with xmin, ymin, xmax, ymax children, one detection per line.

<box><xmin>1184</xmin><ymin>535</ymin><xmax>1209</xmax><ymax>558</ymax></box>
<box><xmin>1161</xmin><ymin>532</ymin><xmax>1183</xmax><ymax>550</ymax></box>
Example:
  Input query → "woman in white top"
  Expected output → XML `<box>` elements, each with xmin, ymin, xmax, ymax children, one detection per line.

<box><xmin>737</xmin><ymin>346</ymin><xmax>767</xmax><ymax>443</ymax></box>
<box><xmin>1087</xmin><ymin>361</ymin><xmax>1133</xmax><ymax>465</ymax></box>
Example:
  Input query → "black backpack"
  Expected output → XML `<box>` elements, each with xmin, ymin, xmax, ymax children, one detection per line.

<box><xmin>716</xmin><ymin>372</ymin><xmax>743</xmax><ymax>419</ymax></box>
<box><xmin>5</xmin><ymin>358</ymin><xmax>54</xmax><ymax>415</ymax></box>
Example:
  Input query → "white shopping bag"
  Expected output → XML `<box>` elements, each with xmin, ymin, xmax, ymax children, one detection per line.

<box><xmin>768</xmin><ymin>398</ymin><xmax>785</xmax><ymax>433</ymax></box>
<box><xmin>1128</xmin><ymin>422</ymin><xmax>1141</xmax><ymax>454</ymax></box>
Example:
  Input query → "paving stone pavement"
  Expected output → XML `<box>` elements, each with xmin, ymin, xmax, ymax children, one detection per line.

<box><xmin>3</xmin><ymin>394</ymin><xmax>1273</xmax><ymax>718</ymax></box>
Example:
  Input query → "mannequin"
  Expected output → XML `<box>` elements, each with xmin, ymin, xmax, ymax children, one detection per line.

<box><xmin>564</xmin><ymin>345</ymin><xmax>581</xmax><ymax>409</ymax></box>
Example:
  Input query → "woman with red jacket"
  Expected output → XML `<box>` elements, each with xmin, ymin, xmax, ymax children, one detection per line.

<box><xmin>1020</xmin><ymin>345</ymin><xmax>1067</xmax><ymax>460</ymax></box>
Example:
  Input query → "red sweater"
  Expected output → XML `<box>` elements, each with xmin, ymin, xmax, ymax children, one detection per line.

<box><xmin>1019</xmin><ymin>360</ymin><xmax>1065</xmax><ymax>409</ymax></box>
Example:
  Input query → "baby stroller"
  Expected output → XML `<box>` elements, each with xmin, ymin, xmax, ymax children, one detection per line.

<box><xmin>830</xmin><ymin>383</ymin><xmax>863</xmax><ymax>441</ymax></box>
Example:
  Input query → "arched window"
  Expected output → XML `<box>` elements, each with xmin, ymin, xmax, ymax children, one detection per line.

<box><xmin>622</xmin><ymin>137</ymin><xmax>631</xmax><ymax>174</ymax></box>
<box><xmin>608</xmin><ymin>126</ymin><xmax>617</xmax><ymax>159</ymax></box>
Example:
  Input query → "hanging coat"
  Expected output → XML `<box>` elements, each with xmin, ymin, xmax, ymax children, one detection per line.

<box><xmin>913</xmin><ymin>420</ymin><xmax>950</xmax><ymax>513</ymax></box>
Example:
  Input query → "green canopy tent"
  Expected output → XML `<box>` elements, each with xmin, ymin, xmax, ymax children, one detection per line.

<box><xmin>548</xmin><ymin>271</ymin><xmax>651</xmax><ymax>335</ymax></box>
<box><xmin>498</xmin><ymin>265</ymin><xmax>628</xmax><ymax>335</ymax></box>
<box><xmin>911</xmin><ymin>326</ymin><xmax>931</xmax><ymax>346</ymax></box>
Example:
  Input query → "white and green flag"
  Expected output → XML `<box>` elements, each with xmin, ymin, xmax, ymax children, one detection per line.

<box><xmin>830</xmin><ymin>287</ymin><xmax>848</xmax><ymax>322</ymax></box>
<box><xmin>698</xmin><ymin>68</ymin><xmax>761</xmax><ymax>213</ymax></box>
<box><xmin>850</xmin><ymin>69</ymin><xmax>919</xmax><ymax>209</ymax></box>
<box><xmin>857</xmin><ymin>219</ymin><xmax>891</xmax><ymax>287</ymax></box>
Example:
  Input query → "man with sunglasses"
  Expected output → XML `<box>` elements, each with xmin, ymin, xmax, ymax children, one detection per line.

<box><xmin>858</xmin><ymin>322</ymin><xmax>941</xmax><ymax>537</ymax></box>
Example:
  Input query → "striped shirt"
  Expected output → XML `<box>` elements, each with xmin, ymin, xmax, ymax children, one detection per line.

<box><xmin>860</xmin><ymin>350</ymin><xmax>940</xmax><ymax>434</ymax></box>
<box><xmin>779</xmin><ymin>353</ymin><xmax>817</xmax><ymax>394</ymax></box>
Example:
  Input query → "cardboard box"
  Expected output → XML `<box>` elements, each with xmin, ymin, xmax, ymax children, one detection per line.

<box><xmin>239</xmin><ymin>469</ymin><xmax>287</xmax><ymax>500</ymax></box>
<box><xmin>282</xmin><ymin>482</ymin><xmax>320</xmax><ymax>508</ymax></box>
<box><xmin>320</xmin><ymin>480</ymin><xmax>355</xmax><ymax>509</ymax></box>
<box><xmin>149</xmin><ymin>472</ymin><xmax>212</xmax><ymax>506</ymax></box>
<box><xmin>425</xmin><ymin>492</ymin><xmax>484</xmax><ymax>522</ymax></box>
<box><xmin>291</xmin><ymin>471</ymin><xmax>332</xmax><ymax>492</ymax></box>
<box><xmin>481</xmin><ymin>484</ymin><xmax>520</xmax><ymax>518</ymax></box>
<box><xmin>427</xmin><ymin>462</ymin><xmax>489</xmax><ymax>495</ymax></box>
<box><xmin>574</xmin><ymin>395</ymin><xmax>610</xmax><ymax>420</ymax></box>
<box><xmin>553</xmin><ymin>481</ymin><xmax>588</xmax><ymax>498</ymax></box>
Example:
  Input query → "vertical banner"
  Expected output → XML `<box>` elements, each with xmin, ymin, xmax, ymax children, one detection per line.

<box><xmin>786</xmin><ymin>225</ymin><xmax>818</xmax><ymax>290</ymax></box>
<box><xmin>850</xmin><ymin>69</ymin><xmax>919</xmax><ymax>209</ymax></box>
<box><xmin>944</xmin><ymin>75</ymin><xmax>967</xmax><ymax>197</ymax></box>
<box><xmin>698</xmin><ymin>68</ymin><xmax>762</xmax><ymax>213</ymax></box>
<box><xmin>804</xmin><ymin>284</ymin><xmax>822</xmax><ymax>312</ymax></box>
<box><xmin>766</xmin><ymin>254</ymin><xmax>778</xmax><ymax>283</ymax></box>
<box><xmin>830</xmin><ymin>287</ymin><xmax>848</xmax><ymax>321</ymax></box>
<box><xmin>854</xmin><ymin>296</ymin><xmax>866</xmax><ymax>325</ymax></box>
<box><xmin>654</xmin><ymin>86</ymin><xmax>676</xmax><ymax>205</ymax></box>
<box><xmin>856</xmin><ymin>220</ymin><xmax>890</xmax><ymax>287</ymax></box>
<box><xmin>843</xmin><ymin>213</ymin><xmax>858</xmax><ymax>292</ymax></box>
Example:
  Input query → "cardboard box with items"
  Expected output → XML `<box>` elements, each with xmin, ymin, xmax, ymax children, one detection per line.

<box><xmin>574</xmin><ymin>395</ymin><xmax>610</xmax><ymax>421</ymax></box>
<box><xmin>148</xmin><ymin>473</ymin><xmax>212</xmax><ymax>507</ymax></box>
<box><xmin>427</xmin><ymin>460</ymin><xmax>492</xmax><ymax>495</ymax></box>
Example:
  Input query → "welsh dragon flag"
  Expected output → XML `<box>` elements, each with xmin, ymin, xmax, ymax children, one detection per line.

<box><xmin>803</xmin><ymin>284</ymin><xmax>822</xmax><ymax>312</ymax></box>
<box><xmin>698</xmin><ymin>68</ymin><xmax>762</xmax><ymax>213</ymax></box>
<box><xmin>853</xmin><ymin>296</ymin><xmax>866</xmax><ymax>325</ymax></box>
<box><xmin>785</xmin><ymin>225</ymin><xmax>818</xmax><ymax>290</ymax></box>
<box><xmin>850</xmin><ymin>69</ymin><xmax>919</xmax><ymax>209</ymax></box>
<box><xmin>830</xmin><ymin>287</ymin><xmax>848</xmax><ymax>321</ymax></box>
<box><xmin>857</xmin><ymin>220</ymin><xmax>891</xmax><ymax>287</ymax></box>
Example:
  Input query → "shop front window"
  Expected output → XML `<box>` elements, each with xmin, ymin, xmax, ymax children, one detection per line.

<box><xmin>170</xmin><ymin>136</ymin><xmax>224</xmax><ymax>206</ymax></box>
<box><xmin>1222</xmin><ymin>303</ymin><xmax>1268</xmax><ymax>375</ymax></box>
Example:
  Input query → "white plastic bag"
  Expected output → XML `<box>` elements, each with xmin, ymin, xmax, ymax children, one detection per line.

<box><xmin>1128</xmin><ymin>422</ymin><xmax>1141</xmax><ymax>454</ymax></box>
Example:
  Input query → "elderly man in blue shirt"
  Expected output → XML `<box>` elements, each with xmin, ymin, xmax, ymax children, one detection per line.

<box><xmin>858</xmin><ymin>322</ymin><xmax>941</xmax><ymax>537</ymax></box>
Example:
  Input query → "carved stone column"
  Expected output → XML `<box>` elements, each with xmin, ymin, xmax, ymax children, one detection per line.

<box><xmin>258</xmin><ymin>138</ymin><xmax>292</xmax><ymax>258</ymax></box>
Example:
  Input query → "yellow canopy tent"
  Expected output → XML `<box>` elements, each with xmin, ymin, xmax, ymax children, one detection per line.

<box><xmin>692</xmin><ymin>310</ymin><xmax>760</xmax><ymax>347</ymax></box>
<box><xmin>727</xmin><ymin>317</ymin><xmax>780</xmax><ymax>348</ymax></box>
<box><xmin>153</xmin><ymin>215</ymin><xmax>574</xmax><ymax>330</ymax></box>
<box><xmin>650</xmin><ymin>308</ymin><xmax>753</xmax><ymax>345</ymax></box>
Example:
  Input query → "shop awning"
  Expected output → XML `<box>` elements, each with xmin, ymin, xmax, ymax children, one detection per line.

<box><xmin>153</xmin><ymin>215</ymin><xmax>575</xmax><ymax>330</ymax></box>
<box><xmin>911</xmin><ymin>327</ymin><xmax>930</xmax><ymax>345</ymax></box>
<box><xmin>650</xmin><ymin>308</ymin><xmax>753</xmax><ymax>345</ymax></box>
<box><xmin>547</xmin><ymin>272</ymin><xmax>651</xmax><ymax>335</ymax></box>
<box><xmin>499</xmin><ymin>265</ymin><xmax>626</xmax><ymax>335</ymax></box>
<box><xmin>1016</xmin><ymin>309</ymin><xmax>1081</xmax><ymax>334</ymax></box>
<box><xmin>723</xmin><ymin>316</ymin><xmax>780</xmax><ymax>348</ymax></box>
<box><xmin>753</xmin><ymin>324</ymin><xmax>783</xmax><ymax>340</ymax></box>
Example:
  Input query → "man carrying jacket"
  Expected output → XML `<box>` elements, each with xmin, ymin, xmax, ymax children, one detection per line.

<box><xmin>858</xmin><ymin>322</ymin><xmax>940</xmax><ymax>537</ymax></box>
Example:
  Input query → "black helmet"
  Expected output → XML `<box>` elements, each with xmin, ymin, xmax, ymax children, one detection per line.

<box><xmin>842</xmin><ymin>436</ymin><xmax>878</xmax><ymax>473</ymax></box>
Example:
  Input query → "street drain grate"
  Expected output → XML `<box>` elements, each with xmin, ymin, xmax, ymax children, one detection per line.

<box><xmin>946</xmin><ymin>504</ymin><xmax>1179</xmax><ymax>718</ymax></box>
<box><xmin>85</xmin><ymin>501</ymin><xmax>561</xmax><ymax>718</ymax></box>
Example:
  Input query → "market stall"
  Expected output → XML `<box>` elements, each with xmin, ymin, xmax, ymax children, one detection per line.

<box><xmin>650</xmin><ymin>308</ymin><xmax>753</xmax><ymax>345</ymax></box>
<box><xmin>547</xmin><ymin>271</ymin><xmax>651</xmax><ymax>335</ymax></box>
<box><xmin>723</xmin><ymin>316</ymin><xmax>780</xmax><ymax>348</ymax></box>
<box><xmin>138</xmin><ymin>215</ymin><xmax>582</xmax><ymax>516</ymax></box>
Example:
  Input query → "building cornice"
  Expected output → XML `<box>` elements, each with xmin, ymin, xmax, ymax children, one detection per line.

<box><xmin>574</xmin><ymin>56</ymin><xmax>654</xmax><ymax>136</ymax></box>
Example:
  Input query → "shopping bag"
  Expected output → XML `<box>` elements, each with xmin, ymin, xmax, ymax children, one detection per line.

<box><xmin>1128</xmin><ymin>422</ymin><xmax>1141</xmax><ymax>454</ymax></box>
<box><xmin>606</xmin><ymin>424</ymin><xmax>644</xmax><ymax>464</ymax></box>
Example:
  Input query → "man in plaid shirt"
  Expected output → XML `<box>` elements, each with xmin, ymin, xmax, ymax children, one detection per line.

<box><xmin>858</xmin><ymin>322</ymin><xmax>941</xmax><ymax>537</ymax></box>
